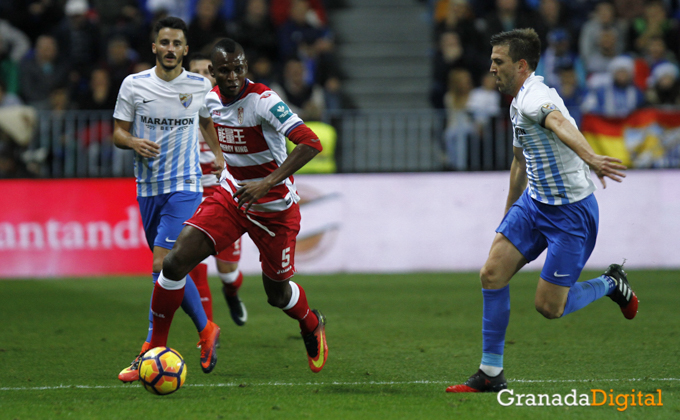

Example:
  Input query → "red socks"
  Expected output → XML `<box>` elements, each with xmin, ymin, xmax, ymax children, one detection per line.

<box><xmin>221</xmin><ymin>270</ymin><xmax>243</xmax><ymax>297</ymax></box>
<box><xmin>283</xmin><ymin>282</ymin><xmax>318</xmax><ymax>334</ymax></box>
<box><xmin>149</xmin><ymin>272</ymin><xmax>185</xmax><ymax>348</ymax></box>
<box><xmin>190</xmin><ymin>263</ymin><xmax>213</xmax><ymax>321</ymax></box>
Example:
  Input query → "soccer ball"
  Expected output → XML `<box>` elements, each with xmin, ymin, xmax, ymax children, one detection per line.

<box><xmin>139</xmin><ymin>347</ymin><xmax>187</xmax><ymax>395</ymax></box>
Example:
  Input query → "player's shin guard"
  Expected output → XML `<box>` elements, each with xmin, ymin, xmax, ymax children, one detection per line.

<box><xmin>181</xmin><ymin>274</ymin><xmax>208</xmax><ymax>332</ymax></box>
<box><xmin>561</xmin><ymin>276</ymin><xmax>611</xmax><ymax>317</ymax></box>
<box><xmin>190</xmin><ymin>263</ymin><xmax>213</xmax><ymax>322</ymax></box>
<box><xmin>283</xmin><ymin>282</ymin><xmax>318</xmax><ymax>334</ymax></box>
<box><xmin>149</xmin><ymin>271</ymin><xmax>186</xmax><ymax>348</ymax></box>
<box><xmin>481</xmin><ymin>285</ymin><xmax>510</xmax><ymax>375</ymax></box>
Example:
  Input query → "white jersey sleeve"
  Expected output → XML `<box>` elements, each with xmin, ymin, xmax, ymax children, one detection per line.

<box><xmin>113</xmin><ymin>75</ymin><xmax>136</xmax><ymax>122</ymax></box>
<box><xmin>255</xmin><ymin>91</ymin><xmax>304</xmax><ymax>137</ymax></box>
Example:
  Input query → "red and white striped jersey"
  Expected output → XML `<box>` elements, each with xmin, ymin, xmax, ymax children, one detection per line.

<box><xmin>198</xmin><ymin>130</ymin><xmax>219</xmax><ymax>188</ymax></box>
<box><xmin>204</xmin><ymin>80</ymin><xmax>305</xmax><ymax>213</ymax></box>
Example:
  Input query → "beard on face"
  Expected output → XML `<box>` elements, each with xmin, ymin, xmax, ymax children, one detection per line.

<box><xmin>157</xmin><ymin>50</ymin><xmax>183</xmax><ymax>71</ymax></box>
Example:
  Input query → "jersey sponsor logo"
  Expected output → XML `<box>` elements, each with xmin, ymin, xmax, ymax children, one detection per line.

<box><xmin>139</xmin><ymin>115</ymin><xmax>195</xmax><ymax>127</ymax></box>
<box><xmin>213</xmin><ymin>110</ymin><xmax>221</xmax><ymax>116</ymax></box>
<box><xmin>217</xmin><ymin>127</ymin><xmax>248</xmax><ymax>152</ymax></box>
<box><xmin>238</xmin><ymin>107</ymin><xmax>244</xmax><ymax>125</ymax></box>
<box><xmin>186</xmin><ymin>74</ymin><xmax>203</xmax><ymax>81</ymax></box>
<box><xmin>142</xmin><ymin>99</ymin><xmax>156</xmax><ymax>103</ymax></box>
<box><xmin>542</xmin><ymin>103</ymin><xmax>557</xmax><ymax>111</ymax></box>
<box><xmin>269</xmin><ymin>101</ymin><xmax>292</xmax><ymax>123</ymax></box>
<box><xmin>133</xmin><ymin>74</ymin><xmax>151</xmax><ymax>79</ymax></box>
<box><xmin>179</xmin><ymin>93</ymin><xmax>193</xmax><ymax>108</ymax></box>
<box><xmin>553</xmin><ymin>271</ymin><xmax>570</xmax><ymax>277</ymax></box>
<box><xmin>261</xmin><ymin>92</ymin><xmax>272</xmax><ymax>99</ymax></box>
<box><xmin>165</xmin><ymin>237</ymin><xmax>177</xmax><ymax>243</ymax></box>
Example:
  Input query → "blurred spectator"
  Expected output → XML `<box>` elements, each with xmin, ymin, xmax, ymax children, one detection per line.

<box><xmin>443</xmin><ymin>68</ymin><xmax>474</xmax><ymax>170</ymax></box>
<box><xmin>0</xmin><ymin>20</ymin><xmax>31</xmax><ymax>96</ymax></box>
<box><xmin>227</xmin><ymin>0</ymin><xmax>279</xmax><ymax>61</ymax></box>
<box><xmin>466</xmin><ymin>73</ymin><xmax>501</xmax><ymax>126</ymax></box>
<box><xmin>535</xmin><ymin>28</ymin><xmax>586</xmax><ymax>89</ymax></box>
<box><xmin>19</xmin><ymin>35</ymin><xmax>70</xmax><ymax>110</ymax></box>
<box><xmin>431</xmin><ymin>31</ymin><xmax>488</xmax><ymax>108</ymax></box>
<box><xmin>0</xmin><ymin>20</ymin><xmax>31</xmax><ymax>65</ymax></box>
<box><xmin>133</xmin><ymin>61</ymin><xmax>153</xmax><ymax>73</ymax></box>
<box><xmin>270</xmin><ymin>0</ymin><xmax>327</xmax><ymax>28</ymax></box>
<box><xmin>271</xmin><ymin>57</ymin><xmax>325</xmax><ymax>121</ymax></box>
<box><xmin>579</xmin><ymin>1</ymin><xmax>627</xmax><ymax>62</ymax></box>
<box><xmin>278</xmin><ymin>0</ymin><xmax>333</xmax><ymax>59</ymax></box>
<box><xmin>188</xmin><ymin>0</ymin><xmax>228</xmax><ymax>54</ymax></box>
<box><xmin>583</xmin><ymin>27</ymin><xmax>619</xmax><ymax>78</ymax></box>
<box><xmin>6</xmin><ymin>0</ymin><xmax>64</xmax><ymax>43</ymax></box>
<box><xmin>76</xmin><ymin>68</ymin><xmax>117</xmax><ymax>110</ymax></box>
<box><xmin>556</xmin><ymin>65</ymin><xmax>587</xmax><ymax>126</ymax></box>
<box><xmin>433</xmin><ymin>0</ymin><xmax>482</xmax><ymax>51</ymax></box>
<box><xmin>613</xmin><ymin>0</ymin><xmax>645</xmax><ymax>21</ymax></box>
<box><xmin>101</xmin><ymin>36</ymin><xmax>137</xmax><ymax>93</ymax></box>
<box><xmin>0</xmin><ymin>79</ymin><xmax>23</xmax><ymax>107</ymax></box>
<box><xmin>247</xmin><ymin>54</ymin><xmax>276</xmax><ymax>86</ymax></box>
<box><xmin>278</xmin><ymin>0</ymin><xmax>339</xmax><ymax>87</ymax></box>
<box><xmin>53</xmin><ymin>0</ymin><xmax>102</xmax><ymax>78</ymax></box>
<box><xmin>645</xmin><ymin>62</ymin><xmax>680</xmax><ymax>105</ymax></box>
<box><xmin>144</xmin><ymin>0</ymin><xmax>193</xmax><ymax>23</ymax></box>
<box><xmin>633</xmin><ymin>36</ymin><xmax>678</xmax><ymax>91</ymax></box>
<box><xmin>627</xmin><ymin>0</ymin><xmax>680</xmax><ymax>58</ymax></box>
<box><xmin>479</xmin><ymin>0</ymin><xmax>538</xmax><ymax>53</ymax></box>
<box><xmin>96</xmin><ymin>1</ymin><xmax>149</xmax><ymax>56</ymax></box>
<box><xmin>582</xmin><ymin>56</ymin><xmax>645</xmax><ymax>117</ymax></box>
<box><xmin>535</xmin><ymin>0</ymin><xmax>572</xmax><ymax>47</ymax></box>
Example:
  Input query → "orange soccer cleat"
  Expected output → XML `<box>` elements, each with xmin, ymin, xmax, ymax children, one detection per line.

<box><xmin>118</xmin><ymin>341</ymin><xmax>151</xmax><ymax>383</ymax></box>
<box><xmin>302</xmin><ymin>309</ymin><xmax>328</xmax><ymax>373</ymax></box>
<box><xmin>197</xmin><ymin>320</ymin><xmax>220</xmax><ymax>373</ymax></box>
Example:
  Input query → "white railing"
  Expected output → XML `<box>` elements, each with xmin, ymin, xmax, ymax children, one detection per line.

<box><xmin>22</xmin><ymin>109</ymin><xmax>516</xmax><ymax>177</ymax></box>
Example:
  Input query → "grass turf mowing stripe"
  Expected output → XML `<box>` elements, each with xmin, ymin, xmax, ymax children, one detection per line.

<box><xmin>2</xmin><ymin>378</ymin><xmax>679</xmax><ymax>391</ymax></box>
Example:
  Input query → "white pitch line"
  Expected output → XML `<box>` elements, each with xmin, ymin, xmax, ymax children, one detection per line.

<box><xmin>1</xmin><ymin>378</ymin><xmax>679</xmax><ymax>392</ymax></box>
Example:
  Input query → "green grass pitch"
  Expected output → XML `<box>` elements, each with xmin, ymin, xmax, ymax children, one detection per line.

<box><xmin>0</xmin><ymin>271</ymin><xmax>678</xmax><ymax>419</ymax></box>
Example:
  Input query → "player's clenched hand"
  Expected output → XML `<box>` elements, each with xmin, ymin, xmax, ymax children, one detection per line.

<box><xmin>589</xmin><ymin>154</ymin><xmax>627</xmax><ymax>189</ymax></box>
<box><xmin>130</xmin><ymin>137</ymin><xmax>160</xmax><ymax>158</ymax></box>
<box><xmin>211</xmin><ymin>154</ymin><xmax>226</xmax><ymax>178</ymax></box>
<box><xmin>233</xmin><ymin>179</ymin><xmax>274</xmax><ymax>213</ymax></box>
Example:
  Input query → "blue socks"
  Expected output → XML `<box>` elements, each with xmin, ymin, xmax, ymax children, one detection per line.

<box><xmin>146</xmin><ymin>272</ymin><xmax>208</xmax><ymax>343</ymax></box>
<box><xmin>481</xmin><ymin>285</ymin><xmax>510</xmax><ymax>371</ymax></box>
<box><xmin>561</xmin><ymin>275</ymin><xmax>614</xmax><ymax>317</ymax></box>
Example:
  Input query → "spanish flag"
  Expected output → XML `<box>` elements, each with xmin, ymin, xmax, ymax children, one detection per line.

<box><xmin>581</xmin><ymin>109</ymin><xmax>680</xmax><ymax>168</ymax></box>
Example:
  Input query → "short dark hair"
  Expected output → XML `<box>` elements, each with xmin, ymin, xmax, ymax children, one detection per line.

<box><xmin>188</xmin><ymin>53</ymin><xmax>210</xmax><ymax>64</ymax></box>
<box><xmin>153</xmin><ymin>16</ymin><xmax>188</xmax><ymax>42</ymax></box>
<box><xmin>490</xmin><ymin>28</ymin><xmax>541</xmax><ymax>71</ymax></box>
<box><xmin>211</xmin><ymin>38</ymin><xmax>244</xmax><ymax>59</ymax></box>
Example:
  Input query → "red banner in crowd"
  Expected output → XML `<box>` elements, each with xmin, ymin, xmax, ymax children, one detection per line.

<box><xmin>0</xmin><ymin>179</ymin><xmax>151</xmax><ymax>278</ymax></box>
<box><xmin>582</xmin><ymin>109</ymin><xmax>680</xmax><ymax>168</ymax></box>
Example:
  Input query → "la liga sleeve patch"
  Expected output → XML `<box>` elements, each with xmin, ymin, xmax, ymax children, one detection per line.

<box><xmin>269</xmin><ymin>101</ymin><xmax>293</xmax><ymax>124</ymax></box>
<box><xmin>539</xmin><ymin>103</ymin><xmax>558</xmax><ymax>128</ymax></box>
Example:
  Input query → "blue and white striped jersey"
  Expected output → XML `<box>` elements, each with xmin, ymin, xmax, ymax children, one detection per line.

<box><xmin>511</xmin><ymin>73</ymin><xmax>596</xmax><ymax>205</ymax></box>
<box><xmin>114</xmin><ymin>67</ymin><xmax>212</xmax><ymax>197</ymax></box>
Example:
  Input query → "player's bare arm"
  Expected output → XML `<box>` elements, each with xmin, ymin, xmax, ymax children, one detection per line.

<box><xmin>198</xmin><ymin>115</ymin><xmax>225</xmax><ymax>176</ymax></box>
<box><xmin>113</xmin><ymin>119</ymin><xmax>160</xmax><ymax>158</ymax></box>
<box><xmin>544</xmin><ymin>111</ymin><xmax>627</xmax><ymax>188</ymax></box>
<box><xmin>234</xmin><ymin>144</ymin><xmax>320</xmax><ymax>212</ymax></box>
<box><xmin>504</xmin><ymin>146</ymin><xmax>528</xmax><ymax>214</ymax></box>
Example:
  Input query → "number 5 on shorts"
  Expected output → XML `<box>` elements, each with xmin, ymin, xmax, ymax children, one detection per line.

<box><xmin>282</xmin><ymin>247</ymin><xmax>291</xmax><ymax>268</ymax></box>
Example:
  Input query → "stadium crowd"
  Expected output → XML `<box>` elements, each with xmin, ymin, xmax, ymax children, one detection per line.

<box><xmin>431</xmin><ymin>0</ymin><xmax>680</xmax><ymax>122</ymax></box>
<box><xmin>0</xmin><ymin>0</ymin><xmax>345</xmax><ymax>177</ymax></box>
<box><xmin>2</xmin><ymin>0</ymin><xmax>680</xmax><ymax>176</ymax></box>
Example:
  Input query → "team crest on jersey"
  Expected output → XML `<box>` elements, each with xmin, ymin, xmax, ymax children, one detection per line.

<box><xmin>269</xmin><ymin>101</ymin><xmax>292</xmax><ymax>123</ymax></box>
<box><xmin>179</xmin><ymin>93</ymin><xmax>193</xmax><ymax>108</ymax></box>
<box><xmin>238</xmin><ymin>107</ymin><xmax>244</xmax><ymax>124</ymax></box>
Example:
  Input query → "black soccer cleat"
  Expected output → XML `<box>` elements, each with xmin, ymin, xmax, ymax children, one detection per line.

<box><xmin>446</xmin><ymin>369</ymin><xmax>508</xmax><ymax>393</ymax></box>
<box><xmin>604</xmin><ymin>264</ymin><xmax>638</xmax><ymax>320</ymax></box>
<box><xmin>222</xmin><ymin>285</ymin><xmax>248</xmax><ymax>326</ymax></box>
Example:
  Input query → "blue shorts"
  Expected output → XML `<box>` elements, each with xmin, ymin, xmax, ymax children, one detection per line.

<box><xmin>496</xmin><ymin>190</ymin><xmax>599</xmax><ymax>287</ymax></box>
<box><xmin>137</xmin><ymin>191</ymin><xmax>202</xmax><ymax>251</ymax></box>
